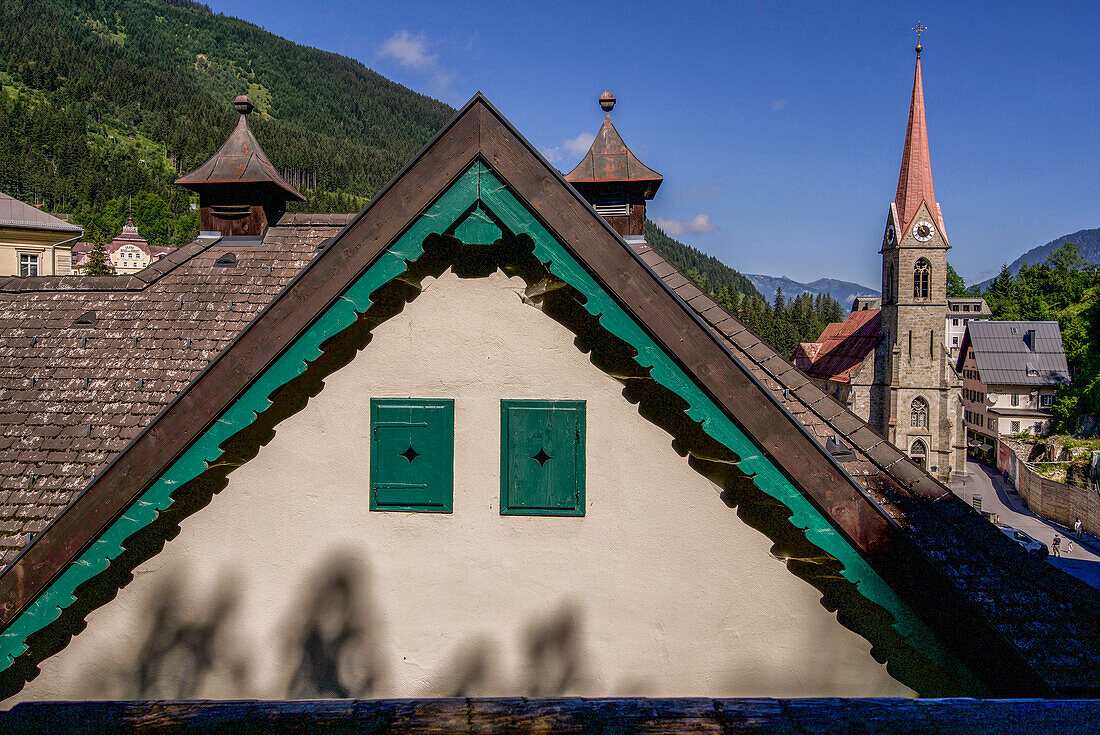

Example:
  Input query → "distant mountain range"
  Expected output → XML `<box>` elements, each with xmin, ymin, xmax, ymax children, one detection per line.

<box><xmin>744</xmin><ymin>274</ymin><xmax>878</xmax><ymax>311</ymax></box>
<box><xmin>977</xmin><ymin>228</ymin><xmax>1100</xmax><ymax>290</ymax></box>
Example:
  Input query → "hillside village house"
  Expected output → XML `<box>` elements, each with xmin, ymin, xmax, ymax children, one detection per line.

<box><xmin>957</xmin><ymin>320</ymin><xmax>1071</xmax><ymax>463</ymax></box>
<box><xmin>71</xmin><ymin>217</ymin><xmax>173</xmax><ymax>275</ymax></box>
<box><xmin>0</xmin><ymin>192</ymin><xmax>82</xmax><ymax>277</ymax></box>
<box><xmin>793</xmin><ymin>42</ymin><xmax>964</xmax><ymax>482</ymax></box>
<box><xmin>0</xmin><ymin>86</ymin><xmax>1098</xmax><ymax>710</ymax></box>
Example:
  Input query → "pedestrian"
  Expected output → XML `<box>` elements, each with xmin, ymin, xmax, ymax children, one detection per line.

<box><xmin>1052</xmin><ymin>535</ymin><xmax>1061</xmax><ymax>557</ymax></box>
<box><xmin>1075</xmin><ymin>517</ymin><xmax>1083</xmax><ymax>539</ymax></box>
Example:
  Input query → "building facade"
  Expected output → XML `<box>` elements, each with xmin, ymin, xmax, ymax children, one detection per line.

<box><xmin>71</xmin><ymin>217</ymin><xmax>172</xmax><ymax>274</ymax></box>
<box><xmin>0</xmin><ymin>192</ymin><xmax>82</xmax><ymax>276</ymax></box>
<box><xmin>946</xmin><ymin>297</ymin><xmax>991</xmax><ymax>356</ymax></box>
<box><xmin>795</xmin><ymin>43</ymin><xmax>965</xmax><ymax>482</ymax></box>
<box><xmin>956</xmin><ymin>321</ymin><xmax>1071</xmax><ymax>462</ymax></box>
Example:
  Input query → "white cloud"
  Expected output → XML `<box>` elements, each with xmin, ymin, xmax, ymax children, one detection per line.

<box><xmin>540</xmin><ymin>131</ymin><xmax>595</xmax><ymax>168</ymax></box>
<box><xmin>541</xmin><ymin>147</ymin><xmax>564</xmax><ymax>164</ymax></box>
<box><xmin>655</xmin><ymin>214</ymin><xmax>719</xmax><ymax>237</ymax></box>
<box><xmin>562</xmin><ymin>131</ymin><xmax>596</xmax><ymax>156</ymax></box>
<box><xmin>771</xmin><ymin>98</ymin><xmax>787</xmax><ymax>111</ymax></box>
<box><xmin>379</xmin><ymin>30</ymin><xmax>436</xmax><ymax>68</ymax></box>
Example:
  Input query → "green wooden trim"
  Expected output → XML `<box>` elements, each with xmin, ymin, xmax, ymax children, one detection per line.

<box><xmin>500</xmin><ymin>400</ymin><xmax>585</xmax><ymax>516</ymax></box>
<box><xmin>369</xmin><ymin>398</ymin><xmax>454</xmax><ymax>513</ymax></box>
<box><xmin>0</xmin><ymin>160</ymin><xmax>972</xmax><ymax>689</ymax></box>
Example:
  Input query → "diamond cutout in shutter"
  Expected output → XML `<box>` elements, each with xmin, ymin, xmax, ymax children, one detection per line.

<box><xmin>532</xmin><ymin>448</ymin><xmax>552</xmax><ymax>467</ymax></box>
<box><xmin>400</xmin><ymin>445</ymin><xmax>421</xmax><ymax>463</ymax></box>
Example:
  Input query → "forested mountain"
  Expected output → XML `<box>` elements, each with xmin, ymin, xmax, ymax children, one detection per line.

<box><xmin>979</xmin><ymin>244</ymin><xmax>1100</xmax><ymax>434</ymax></box>
<box><xmin>0</xmin><ymin>0</ymin><xmax>453</xmax><ymax>246</ymax></box>
<box><xmin>644</xmin><ymin>221</ymin><xmax>845</xmax><ymax>358</ymax></box>
<box><xmin>744</xmin><ymin>273</ymin><xmax>878</xmax><ymax>312</ymax></box>
<box><xmin>975</xmin><ymin>228</ymin><xmax>1100</xmax><ymax>290</ymax></box>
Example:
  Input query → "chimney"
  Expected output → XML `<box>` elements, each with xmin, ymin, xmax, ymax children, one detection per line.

<box><xmin>564</xmin><ymin>93</ymin><xmax>662</xmax><ymax>241</ymax></box>
<box><xmin>1025</xmin><ymin>329</ymin><xmax>1036</xmax><ymax>351</ymax></box>
<box><xmin>175</xmin><ymin>95</ymin><xmax>305</xmax><ymax>237</ymax></box>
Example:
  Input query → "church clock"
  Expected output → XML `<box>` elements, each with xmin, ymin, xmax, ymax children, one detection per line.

<box><xmin>913</xmin><ymin>220</ymin><xmax>935</xmax><ymax>242</ymax></box>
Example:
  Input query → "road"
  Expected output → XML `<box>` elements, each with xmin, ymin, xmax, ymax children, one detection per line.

<box><xmin>949</xmin><ymin>459</ymin><xmax>1100</xmax><ymax>589</ymax></box>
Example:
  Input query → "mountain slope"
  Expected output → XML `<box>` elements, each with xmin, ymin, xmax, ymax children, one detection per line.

<box><xmin>745</xmin><ymin>273</ymin><xmax>878</xmax><ymax>311</ymax></box>
<box><xmin>0</xmin><ymin>0</ymin><xmax>454</xmax><ymax>244</ymax></box>
<box><xmin>977</xmin><ymin>228</ymin><xmax>1100</xmax><ymax>289</ymax></box>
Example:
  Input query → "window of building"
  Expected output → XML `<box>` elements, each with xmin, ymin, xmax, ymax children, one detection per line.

<box><xmin>1026</xmin><ymin>362</ymin><xmax>1039</xmax><ymax>377</ymax></box>
<box><xmin>952</xmin><ymin>319</ymin><xmax>959</xmax><ymax>326</ymax></box>
<box><xmin>989</xmin><ymin>418</ymin><xmax>997</xmax><ymax>432</ymax></box>
<box><xmin>910</xmin><ymin>397</ymin><xmax>928</xmax><ymax>428</ymax></box>
<box><xmin>913</xmin><ymin>259</ymin><xmax>931</xmax><ymax>299</ymax></box>
<box><xmin>369</xmin><ymin>398</ymin><xmax>454</xmax><ymax>512</ymax></box>
<box><xmin>1040</xmin><ymin>394</ymin><xmax>1054</xmax><ymax>408</ymax></box>
<box><xmin>19</xmin><ymin>253</ymin><xmax>40</xmax><ymax>277</ymax></box>
<box><xmin>1011</xmin><ymin>421</ymin><xmax>1021</xmax><ymax>433</ymax></box>
<box><xmin>909</xmin><ymin>439</ymin><xmax>927</xmax><ymax>469</ymax></box>
<box><xmin>1035</xmin><ymin>421</ymin><xmax>1045</xmax><ymax>435</ymax></box>
<box><xmin>500</xmin><ymin>399</ymin><xmax>585</xmax><ymax>516</ymax></box>
<box><xmin>1011</xmin><ymin>393</ymin><xmax>1020</xmax><ymax>407</ymax></box>
<box><xmin>952</xmin><ymin>336</ymin><xmax>959</xmax><ymax>345</ymax></box>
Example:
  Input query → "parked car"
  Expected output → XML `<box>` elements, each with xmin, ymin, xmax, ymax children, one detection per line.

<box><xmin>999</xmin><ymin>526</ymin><xmax>1050</xmax><ymax>558</ymax></box>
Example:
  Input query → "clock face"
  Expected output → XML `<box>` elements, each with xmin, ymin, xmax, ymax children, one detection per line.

<box><xmin>884</xmin><ymin>224</ymin><xmax>896</xmax><ymax>247</ymax></box>
<box><xmin>913</xmin><ymin>220</ymin><xmax>935</xmax><ymax>242</ymax></box>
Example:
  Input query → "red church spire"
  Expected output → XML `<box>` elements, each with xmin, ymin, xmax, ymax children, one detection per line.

<box><xmin>894</xmin><ymin>28</ymin><xmax>942</xmax><ymax>235</ymax></box>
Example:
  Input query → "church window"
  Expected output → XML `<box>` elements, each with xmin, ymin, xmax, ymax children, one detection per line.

<box><xmin>910</xmin><ymin>397</ymin><xmax>928</xmax><ymax>428</ymax></box>
<box><xmin>884</xmin><ymin>263</ymin><xmax>893</xmax><ymax>303</ymax></box>
<box><xmin>370</xmin><ymin>398</ymin><xmax>454</xmax><ymax>512</ymax></box>
<box><xmin>909</xmin><ymin>439</ymin><xmax>927</xmax><ymax>469</ymax></box>
<box><xmin>500</xmin><ymin>400</ymin><xmax>585</xmax><ymax>516</ymax></box>
<box><xmin>913</xmin><ymin>258</ymin><xmax>931</xmax><ymax>299</ymax></box>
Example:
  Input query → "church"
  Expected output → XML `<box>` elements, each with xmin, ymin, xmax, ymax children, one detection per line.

<box><xmin>794</xmin><ymin>38</ymin><xmax>966</xmax><ymax>483</ymax></box>
<box><xmin>0</xmin><ymin>46</ymin><xmax>1098</xmax><ymax>725</ymax></box>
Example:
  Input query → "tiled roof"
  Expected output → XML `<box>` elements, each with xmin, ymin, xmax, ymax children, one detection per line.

<box><xmin>959</xmin><ymin>321</ymin><xmax>1071</xmax><ymax>387</ymax></box>
<box><xmin>0</xmin><ymin>193</ymin><xmax>83</xmax><ymax>233</ymax></box>
<box><xmin>0</xmin><ymin>213</ymin><xmax>352</xmax><ymax>561</ymax></box>
<box><xmin>794</xmin><ymin>308</ymin><xmax>881</xmax><ymax>383</ymax></box>
<box><xmin>629</xmin><ymin>240</ymin><xmax>1100</xmax><ymax>694</ymax></box>
<box><xmin>894</xmin><ymin>53</ymin><xmax>942</xmax><ymax>235</ymax></box>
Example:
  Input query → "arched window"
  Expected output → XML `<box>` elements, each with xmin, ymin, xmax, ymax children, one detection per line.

<box><xmin>909</xmin><ymin>439</ymin><xmax>927</xmax><ymax>469</ymax></box>
<box><xmin>884</xmin><ymin>263</ymin><xmax>894</xmax><ymax>303</ymax></box>
<box><xmin>913</xmin><ymin>258</ymin><xmax>930</xmax><ymax>299</ymax></box>
<box><xmin>910</xmin><ymin>397</ymin><xmax>928</xmax><ymax>428</ymax></box>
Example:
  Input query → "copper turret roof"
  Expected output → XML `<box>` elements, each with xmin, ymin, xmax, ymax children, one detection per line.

<box><xmin>894</xmin><ymin>50</ymin><xmax>942</xmax><ymax>234</ymax></box>
<box><xmin>565</xmin><ymin>93</ymin><xmax>663</xmax><ymax>196</ymax></box>
<box><xmin>176</xmin><ymin>96</ymin><xmax>305</xmax><ymax>201</ymax></box>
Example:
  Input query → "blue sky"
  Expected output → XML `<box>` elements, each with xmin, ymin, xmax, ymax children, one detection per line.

<box><xmin>206</xmin><ymin>0</ymin><xmax>1099</xmax><ymax>288</ymax></box>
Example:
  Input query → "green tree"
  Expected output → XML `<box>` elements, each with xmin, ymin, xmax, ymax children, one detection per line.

<box><xmin>946</xmin><ymin>263</ymin><xmax>967</xmax><ymax>297</ymax></box>
<box><xmin>81</xmin><ymin>242</ymin><xmax>114</xmax><ymax>275</ymax></box>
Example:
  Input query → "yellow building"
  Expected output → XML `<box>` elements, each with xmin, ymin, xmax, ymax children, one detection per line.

<box><xmin>0</xmin><ymin>192</ymin><xmax>83</xmax><ymax>276</ymax></box>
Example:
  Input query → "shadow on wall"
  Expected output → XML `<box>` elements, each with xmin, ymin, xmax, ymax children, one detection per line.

<box><xmin>283</xmin><ymin>555</ymin><xmax>384</xmax><ymax>698</ymax></box>
<box><xmin>63</xmin><ymin>551</ymin><xmax>588</xmax><ymax>700</ymax></box>
<box><xmin>429</xmin><ymin>604</ymin><xmax>587</xmax><ymax>697</ymax></box>
<box><xmin>72</xmin><ymin>553</ymin><xmax>386</xmax><ymax>700</ymax></box>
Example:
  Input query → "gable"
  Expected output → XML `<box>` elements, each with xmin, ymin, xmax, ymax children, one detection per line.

<box><xmin>12</xmin><ymin>268</ymin><xmax>913</xmax><ymax>700</ymax></box>
<box><xmin>0</xmin><ymin>157</ymin><xmax>971</xmax><ymax>697</ymax></box>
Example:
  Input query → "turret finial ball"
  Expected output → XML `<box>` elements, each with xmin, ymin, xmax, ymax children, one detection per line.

<box><xmin>599</xmin><ymin>91</ymin><xmax>616</xmax><ymax>112</ymax></box>
<box><xmin>233</xmin><ymin>95</ymin><xmax>255</xmax><ymax>115</ymax></box>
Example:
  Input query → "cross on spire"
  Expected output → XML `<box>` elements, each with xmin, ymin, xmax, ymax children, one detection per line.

<box><xmin>912</xmin><ymin>21</ymin><xmax>927</xmax><ymax>55</ymax></box>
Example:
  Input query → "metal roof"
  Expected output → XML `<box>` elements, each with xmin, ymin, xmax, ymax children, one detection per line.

<box><xmin>175</xmin><ymin>98</ymin><xmax>305</xmax><ymax>201</ymax></box>
<box><xmin>564</xmin><ymin>95</ymin><xmax>662</xmax><ymax>193</ymax></box>
<box><xmin>0</xmin><ymin>193</ymin><xmax>83</xmax><ymax>233</ymax></box>
<box><xmin>960</xmin><ymin>320</ymin><xmax>1070</xmax><ymax>387</ymax></box>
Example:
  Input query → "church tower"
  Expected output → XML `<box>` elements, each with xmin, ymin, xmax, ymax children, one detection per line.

<box><xmin>877</xmin><ymin>31</ymin><xmax>965</xmax><ymax>481</ymax></box>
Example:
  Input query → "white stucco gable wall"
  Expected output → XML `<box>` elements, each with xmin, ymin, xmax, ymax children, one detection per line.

<box><xmin>13</xmin><ymin>269</ymin><xmax>912</xmax><ymax>701</ymax></box>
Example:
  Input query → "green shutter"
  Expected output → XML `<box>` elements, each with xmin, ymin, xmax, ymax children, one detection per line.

<box><xmin>370</xmin><ymin>398</ymin><xmax>454</xmax><ymax>512</ymax></box>
<box><xmin>500</xmin><ymin>400</ymin><xmax>585</xmax><ymax>516</ymax></box>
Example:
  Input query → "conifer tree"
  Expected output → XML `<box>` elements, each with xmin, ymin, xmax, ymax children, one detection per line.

<box><xmin>81</xmin><ymin>242</ymin><xmax>114</xmax><ymax>276</ymax></box>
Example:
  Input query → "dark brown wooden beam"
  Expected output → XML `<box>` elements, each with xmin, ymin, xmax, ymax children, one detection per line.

<box><xmin>2</xmin><ymin>697</ymin><xmax>1099</xmax><ymax>734</ymax></box>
